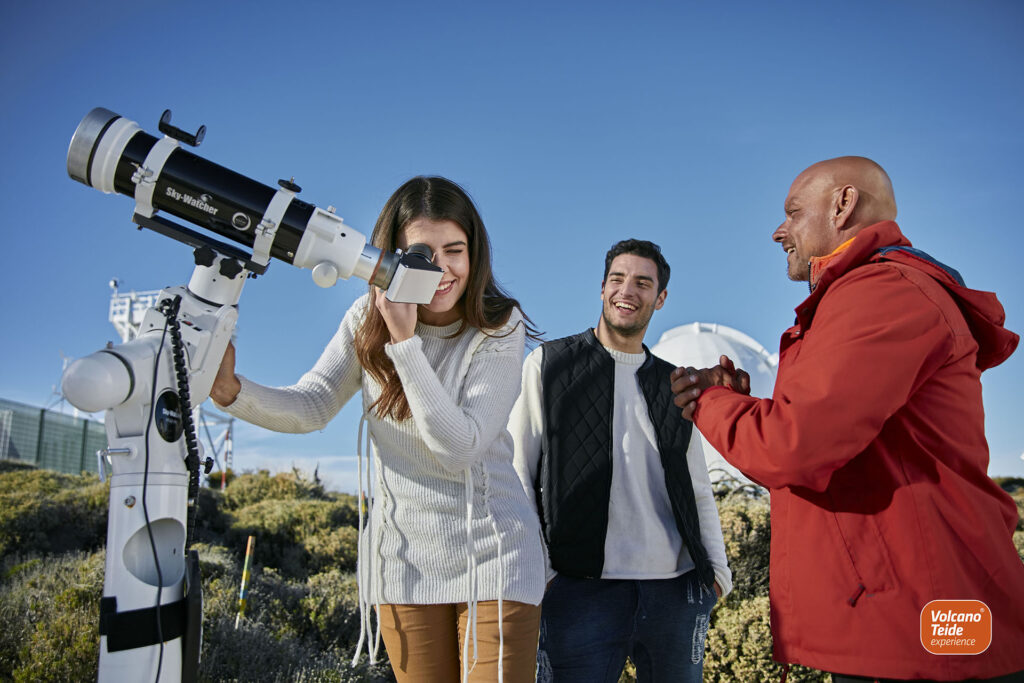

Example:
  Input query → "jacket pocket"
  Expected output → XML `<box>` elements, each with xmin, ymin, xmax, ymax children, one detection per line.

<box><xmin>830</xmin><ymin>510</ymin><xmax>899</xmax><ymax>602</ymax></box>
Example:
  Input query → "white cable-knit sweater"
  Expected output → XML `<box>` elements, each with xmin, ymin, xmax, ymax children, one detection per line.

<box><xmin>218</xmin><ymin>294</ymin><xmax>546</xmax><ymax>606</ymax></box>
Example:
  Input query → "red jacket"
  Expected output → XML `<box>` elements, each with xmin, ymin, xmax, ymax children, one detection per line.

<box><xmin>695</xmin><ymin>221</ymin><xmax>1024</xmax><ymax>680</ymax></box>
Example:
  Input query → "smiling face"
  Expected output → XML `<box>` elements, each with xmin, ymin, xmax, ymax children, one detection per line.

<box><xmin>397</xmin><ymin>217</ymin><xmax>470</xmax><ymax>325</ymax></box>
<box><xmin>599</xmin><ymin>253</ymin><xmax>666</xmax><ymax>342</ymax></box>
<box><xmin>772</xmin><ymin>167</ymin><xmax>844</xmax><ymax>281</ymax></box>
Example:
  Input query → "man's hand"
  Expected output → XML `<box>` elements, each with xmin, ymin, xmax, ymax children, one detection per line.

<box><xmin>670</xmin><ymin>355</ymin><xmax>751</xmax><ymax>421</ymax></box>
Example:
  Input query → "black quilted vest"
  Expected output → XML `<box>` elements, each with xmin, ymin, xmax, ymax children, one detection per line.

<box><xmin>536</xmin><ymin>329</ymin><xmax>715</xmax><ymax>587</ymax></box>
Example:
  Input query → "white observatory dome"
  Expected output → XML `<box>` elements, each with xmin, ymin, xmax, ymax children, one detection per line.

<box><xmin>651</xmin><ymin>322</ymin><xmax>779</xmax><ymax>484</ymax></box>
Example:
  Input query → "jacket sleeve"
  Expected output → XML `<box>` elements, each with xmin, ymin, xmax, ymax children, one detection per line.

<box><xmin>695</xmin><ymin>265</ymin><xmax>955</xmax><ymax>492</ymax></box>
<box><xmin>216</xmin><ymin>298</ymin><xmax>365</xmax><ymax>433</ymax></box>
<box><xmin>386</xmin><ymin>313</ymin><xmax>527</xmax><ymax>474</ymax></box>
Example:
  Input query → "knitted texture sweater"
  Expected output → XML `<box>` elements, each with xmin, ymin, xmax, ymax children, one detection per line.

<box><xmin>219</xmin><ymin>294</ymin><xmax>546</xmax><ymax>606</ymax></box>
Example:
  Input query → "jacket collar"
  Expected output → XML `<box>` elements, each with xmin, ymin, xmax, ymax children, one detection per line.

<box><xmin>584</xmin><ymin>327</ymin><xmax>655</xmax><ymax>371</ymax></box>
<box><xmin>795</xmin><ymin>221</ymin><xmax>910</xmax><ymax>325</ymax></box>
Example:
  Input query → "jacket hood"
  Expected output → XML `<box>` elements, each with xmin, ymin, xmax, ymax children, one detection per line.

<box><xmin>798</xmin><ymin>221</ymin><xmax>1018</xmax><ymax>370</ymax></box>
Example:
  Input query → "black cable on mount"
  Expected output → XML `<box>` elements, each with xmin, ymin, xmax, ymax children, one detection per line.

<box><xmin>156</xmin><ymin>294</ymin><xmax>202</xmax><ymax>549</ymax></box>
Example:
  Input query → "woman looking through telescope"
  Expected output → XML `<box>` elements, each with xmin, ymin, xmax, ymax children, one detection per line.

<box><xmin>209</xmin><ymin>176</ymin><xmax>545</xmax><ymax>682</ymax></box>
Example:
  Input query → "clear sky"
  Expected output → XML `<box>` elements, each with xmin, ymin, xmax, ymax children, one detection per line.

<box><xmin>2</xmin><ymin>1</ymin><xmax>1022</xmax><ymax>491</ymax></box>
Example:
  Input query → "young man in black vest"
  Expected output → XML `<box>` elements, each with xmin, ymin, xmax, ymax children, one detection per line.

<box><xmin>510</xmin><ymin>239</ymin><xmax>731</xmax><ymax>682</ymax></box>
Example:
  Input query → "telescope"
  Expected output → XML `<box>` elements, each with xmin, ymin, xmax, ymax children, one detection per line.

<box><xmin>67</xmin><ymin>107</ymin><xmax>441</xmax><ymax>296</ymax></box>
<box><xmin>61</xmin><ymin>108</ymin><xmax>443</xmax><ymax>682</ymax></box>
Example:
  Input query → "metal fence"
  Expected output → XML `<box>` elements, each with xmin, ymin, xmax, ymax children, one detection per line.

<box><xmin>0</xmin><ymin>398</ymin><xmax>106</xmax><ymax>475</ymax></box>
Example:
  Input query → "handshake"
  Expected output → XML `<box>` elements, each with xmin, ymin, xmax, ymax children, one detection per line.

<box><xmin>670</xmin><ymin>355</ymin><xmax>751</xmax><ymax>421</ymax></box>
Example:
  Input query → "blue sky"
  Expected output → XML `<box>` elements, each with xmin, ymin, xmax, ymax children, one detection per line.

<box><xmin>2</xmin><ymin>1</ymin><xmax>1022</xmax><ymax>491</ymax></box>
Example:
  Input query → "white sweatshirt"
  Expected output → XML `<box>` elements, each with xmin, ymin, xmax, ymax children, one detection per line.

<box><xmin>509</xmin><ymin>340</ymin><xmax>732</xmax><ymax>596</ymax></box>
<box><xmin>218</xmin><ymin>294</ymin><xmax>546</xmax><ymax>606</ymax></box>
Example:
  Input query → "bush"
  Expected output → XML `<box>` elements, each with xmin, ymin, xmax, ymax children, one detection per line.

<box><xmin>304</xmin><ymin>526</ymin><xmax>360</xmax><ymax>574</ymax></box>
<box><xmin>222</xmin><ymin>469</ymin><xmax>329</xmax><ymax>510</ymax></box>
<box><xmin>198</xmin><ymin>567</ymin><xmax>393</xmax><ymax>682</ymax></box>
<box><xmin>715</xmin><ymin>493</ymin><xmax>771</xmax><ymax>601</ymax></box>
<box><xmin>226</xmin><ymin>498</ymin><xmax>358</xmax><ymax>579</ymax></box>
<box><xmin>1012</xmin><ymin>489</ymin><xmax>1024</xmax><ymax>534</ymax></box>
<box><xmin>0</xmin><ymin>469</ymin><xmax>109</xmax><ymax>557</ymax></box>
<box><xmin>0</xmin><ymin>550</ymin><xmax>104</xmax><ymax>682</ymax></box>
<box><xmin>704</xmin><ymin>596</ymin><xmax>824</xmax><ymax>682</ymax></box>
<box><xmin>302</xmin><ymin>569</ymin><xmax>363</xmax><ymax>649</ymax></box>
<box><xmin>205</xmin><ymin>467</ymin><xmax>237</xmax><ymax>490</ymax></box>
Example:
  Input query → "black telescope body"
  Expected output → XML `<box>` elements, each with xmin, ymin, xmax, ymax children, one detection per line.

<box><xmin>68</xmin><ymin>108</ymin><xmax>310</xmax><ymax>265</ymax></box>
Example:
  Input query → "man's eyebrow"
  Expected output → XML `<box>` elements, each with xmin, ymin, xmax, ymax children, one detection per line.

<box><xmin>608</xmin><ymin>270</ymin><xmax>654</xmax><ymax>282</ymax></box>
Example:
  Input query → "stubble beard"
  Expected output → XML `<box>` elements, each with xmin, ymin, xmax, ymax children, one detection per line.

<box><xmin>601</xmin><ymin>305</ymin><xmax>651</xmax><ymax>339</ymax></box>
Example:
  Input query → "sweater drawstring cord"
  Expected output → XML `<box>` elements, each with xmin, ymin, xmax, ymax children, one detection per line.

<box><xmin>483</xmin><ymin>464</ymin><xmax>505</xmax><ymax>683</ymax></box>
<box><xmin>462</xmin><ymin>467</ymin><xmax>479</xmax><ymax>681</ymax></box>
<box><xmin>352</xmin><ymin>412</ymin><xmax>381</xmax><ymax>667</ymax></box>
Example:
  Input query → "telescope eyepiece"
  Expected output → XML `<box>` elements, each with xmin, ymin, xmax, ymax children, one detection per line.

<box><xmin>404</xmin><ymin>243</ymin><xmax>434</xmax><ymax>263</ymax></box>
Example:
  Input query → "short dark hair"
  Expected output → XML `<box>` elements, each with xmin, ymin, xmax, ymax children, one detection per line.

<box><xmin>603</xmin><ymin>239</ymin><xmax>670</xmax><ymax>292</ymax></box>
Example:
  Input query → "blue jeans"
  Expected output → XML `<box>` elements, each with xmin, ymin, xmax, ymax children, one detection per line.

<box><xmin>537</xmin><ymin>569</ymin><xmax>716</xmax><ymax>683</ymax></box>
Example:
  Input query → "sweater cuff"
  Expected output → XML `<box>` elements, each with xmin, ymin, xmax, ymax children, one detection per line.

<box><xmin>713</xmin><ymin>564</ymin><xmax>733</xmax><ymax>599</ymax></box>
<box><xmin>384</xmin><ymin>334</ymin><xmax>423</xmax><ymax>364</ymax></box>
<box><xmin>215</xmin><ymin>375</ymin><xmax>263</xmax><ymax>423</ymax></box>
<box><xmin>385</xmin><ymin>335</ymin><xmax>441</xmax><ymax>400</ymax></box>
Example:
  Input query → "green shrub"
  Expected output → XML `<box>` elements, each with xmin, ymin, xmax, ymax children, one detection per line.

<box><xmin>1012</xmin><ymin>489</ymin><xmax>1024</xmax><ymax>534</ymax></box>
<box><xmin>199</xmin><ymin>614</ymin><xmax>360</xmax><ymax>683</ymax></box>
<box><xmin>716</xmin><ymin>492</ymin><xmax>771</xmax><ymax>601</ymax></box>
<box><xmin>0</xmin><ymin>470</ymin><xmax>109</xmax><ymax>557</ymax></box>
<box><xmin>302</xmin><ymin>569</ymin><xmax>363</xmax><ymax>649</ymax></box>
<box><xmin>192</xmin><ymin>486</ymin><xmax>233</xmax><ymax>543</ymax></box>
<box><xmin>304</xmin><ymin>526</ymin><xmax>360</xmax><ymax>574</ymax></box>
<box><xmin>0</xmin><ymin>459</ymin><xmax>37</xmax><ymax>475</ymax></box>
<box><xmin>222</xmin><ymin>469</ymin><xmax>328</xmax><ymax>510</ymax></box>
<box><xmin>0</xmin><ymin>550</ymin><xmax>104</xmax><ymax>682</ymax></box>
<box><xmin>704</xmin><ymin>596</ymin><xmax>825</xmax><ymax>682</ymax></box>
<box><xmin>226</xmin><ymin>498</ymin><xmax>358</xmax><ymax>579</ymax></box>
<box><xmin>205</xmin><ymin>467</ymin><xmax>237</xmax><ymax>490</ymax></box>
<box><xmin>993</xmin><ymin>476</ymin><xmax>1024</xmax><ymax>494</ymax></box>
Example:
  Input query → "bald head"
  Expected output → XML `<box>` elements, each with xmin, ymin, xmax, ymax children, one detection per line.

<box><xmin>794</xmin><ymin>156</ymin><xmax>897</xmax><ymax>229</ymax></box>
<box><xmin>773</xmin><ymin>156</ymin><xmax>898</xmax><ymax>281</ymax></box>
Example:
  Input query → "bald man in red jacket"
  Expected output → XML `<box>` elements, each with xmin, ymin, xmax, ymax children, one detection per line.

<box><xmin>672</xmin><ymin>157</ymin><xmax>1024</xmax><ymax>682</ymax></box>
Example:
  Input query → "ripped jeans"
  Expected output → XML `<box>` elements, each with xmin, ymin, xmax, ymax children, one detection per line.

<box><xmin>536</xmin><ymin>569</ymin><xmax>716</xmax><ymax>683</ymax></box>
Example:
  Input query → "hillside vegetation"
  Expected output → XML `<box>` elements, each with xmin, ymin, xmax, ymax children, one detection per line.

<box><xmin>2</xmin><ymin>460</ymin><xmax>1021</xmax><ymax>682</ymax></box>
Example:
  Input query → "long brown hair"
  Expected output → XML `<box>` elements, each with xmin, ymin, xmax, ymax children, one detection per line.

<box><xmin>355</xmin><ymin>176</ymin><xmax>539</xmax><ymax>420</ymax></box>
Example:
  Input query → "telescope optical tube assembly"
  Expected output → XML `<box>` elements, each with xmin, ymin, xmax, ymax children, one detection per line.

<box><xmin>67</xmin><ymin>108</ymin><xmax>442</xmax><ymax>302</ymax></box>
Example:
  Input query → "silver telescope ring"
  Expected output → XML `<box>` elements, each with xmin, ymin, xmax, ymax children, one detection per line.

<box><xmin>67</xmin><ymin>108</ymin><xmax>141</xmax><ymax>193</ymax></box>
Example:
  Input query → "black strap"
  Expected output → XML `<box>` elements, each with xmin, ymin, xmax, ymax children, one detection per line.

<box><xmin>99</xmin><ymin>594</ymin><xmax>188</xmax><ymax>653</ymax></box>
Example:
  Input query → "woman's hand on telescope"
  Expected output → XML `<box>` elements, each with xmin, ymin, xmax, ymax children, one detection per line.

<box><xmin>210</xmin><ymin>341</ymin><xmax>242</xmax><ymax>406</ymax></box>
<box><xmin>374</xmin><ymin>288</ymin><xmax>418</xmax><ymax>344</ymax></box>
